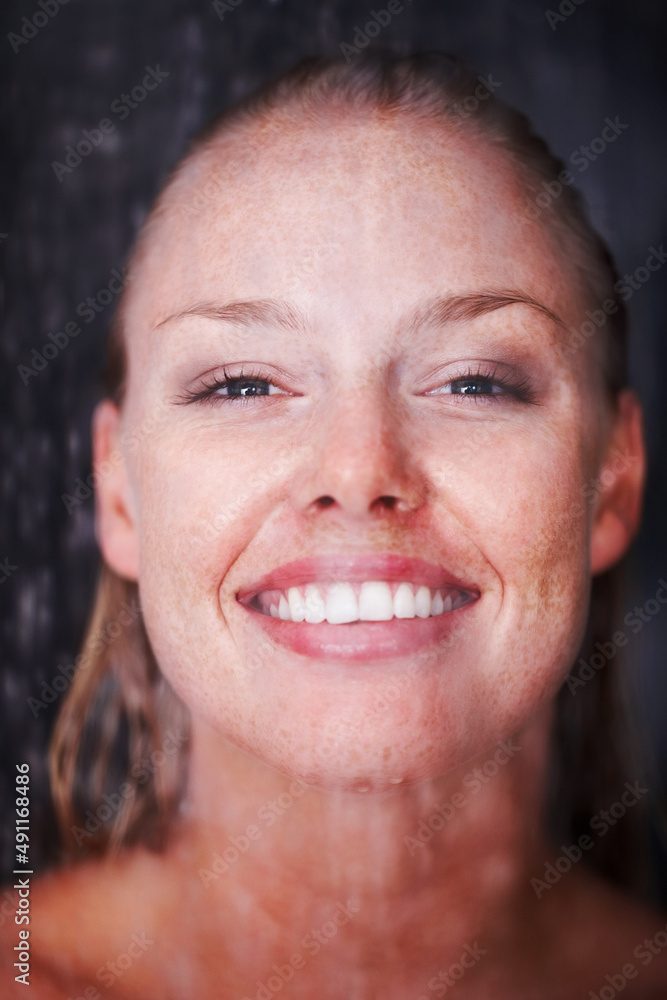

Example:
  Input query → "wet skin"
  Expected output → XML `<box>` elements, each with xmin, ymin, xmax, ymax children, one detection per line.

<box><xmin>100</xmin><ymin>115</ymin><xmax>641</xmax><ymax>792</ymax></box>
<box><xmin>2</xmin><ymin>114</ymin><xmax>658</xmax><ymax>998</ymax></box>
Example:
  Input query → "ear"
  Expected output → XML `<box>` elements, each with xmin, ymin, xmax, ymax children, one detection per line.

<box><xmin>93</xmin><ymin>400</ymin><xmax>139</xmax><ymax>581</ymax></box>
<box><xmin>590</xmin><ymin>389</ymin><xmax>646</xmax><ymax>575</ymax></box>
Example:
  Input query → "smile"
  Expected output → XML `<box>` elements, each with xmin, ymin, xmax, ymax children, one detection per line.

<box><xmin>235</xmin><ymin>555</ymin><xmax>480</xmax><ymax>662</ymax></box>
<box><xmin>251</xmin><ymin>581</ymin><xmax>474</xmax><ymax>624</ymax></box>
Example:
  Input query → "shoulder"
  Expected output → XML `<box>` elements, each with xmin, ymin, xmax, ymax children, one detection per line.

<box><xmin>541</xmin><ymin>867</ymin><xmax>667</xmax><ymax>997</ymax></box>
<box><xmin>0</xmin><ymin>880</ymin><xmax>61</xmax><ymax>999</ymax></box>
<box><xmin>0</xmin><ymin>850</ymin><xmax>175</xmax><ymax>1000</ymax></box>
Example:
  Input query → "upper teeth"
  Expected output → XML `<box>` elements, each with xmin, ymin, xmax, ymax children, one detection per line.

<box><xmin>255</xmin><ymin>581</ymin><xmax>470</xmax><ymax>624</ymax></box>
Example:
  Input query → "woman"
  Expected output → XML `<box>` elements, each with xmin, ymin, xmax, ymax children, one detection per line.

<box><xmin>3</xmin><ymin>52</ymin><xmax>666</xmax><ymax>998</ymax></box>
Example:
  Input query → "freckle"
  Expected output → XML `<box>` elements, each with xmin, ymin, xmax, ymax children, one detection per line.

<box><xmin>382</xmin><ymin>746</ymin><xmax>391</xmax><ymax>761</ymax></box>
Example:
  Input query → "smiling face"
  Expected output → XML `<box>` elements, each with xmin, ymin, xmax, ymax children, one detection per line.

<box><xmin>95</xmin><ymin>113</ymin><xmax>643</xmax><ymax>791</ymax></box>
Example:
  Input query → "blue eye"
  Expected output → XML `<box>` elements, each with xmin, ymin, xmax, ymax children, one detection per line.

<box><xmin>449</xmin><ymin>377</ymin><xmax>503</xmax><ymax>396</ymax></box>
<box><xmin>427</xmin><ymin>368</ymin><xmax>537</xmax><ymax>404</ymax></box>
<box><xmin>215</xmin><ymin>378</ymin><xmax>277</xmax><ymax>398</ymax></box>
<box><xmin>178</xmin><ymin>369</ymin><xmax>287</xmax><ymax>405</ymax></box>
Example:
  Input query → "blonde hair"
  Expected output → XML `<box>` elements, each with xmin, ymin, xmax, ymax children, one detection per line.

<box><xmin>51</xmin><ymin>51</ymin><xmax>644</xmax><ymax>887</ymax></box>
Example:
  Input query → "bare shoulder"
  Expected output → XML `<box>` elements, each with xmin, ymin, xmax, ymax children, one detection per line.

<box><xmin>0</xmin><ymin>850</ymin><xmax>175</xmax><ymax>1000</ymax></box>
<box><xmin>539</xmin><ymin>866</ymin><xmax>667</xmax><ymax>997</ymax></box>
<box><xmin>0</xmin><ymin>879</ymin><xmax>61</xmax><ymax>999</ymax></box>
<box><xmin>2</xmin><ymin>849</ymin><xmax>667</xmax><ymax>999</ymax></box>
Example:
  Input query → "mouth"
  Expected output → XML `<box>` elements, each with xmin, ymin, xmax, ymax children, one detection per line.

<box><xmin>235</xmin><ymin>554</ymin><xmax>479</xmax><ymax>661</ymax></box>
<box><xmin>245</xmin><ymin>581</ymin><xmax>473</xmax><ymax>623</ymax></box>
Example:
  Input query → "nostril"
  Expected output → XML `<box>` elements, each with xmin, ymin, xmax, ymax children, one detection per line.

<box><xmin>310</xmin><ymin>494</ymin><xmax>405</xmax><ymax>514</ymax></box>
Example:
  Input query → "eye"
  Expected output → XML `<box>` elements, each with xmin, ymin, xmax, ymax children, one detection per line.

<box><xmin>214</xmin><ymin>377</ymin><xmax>282</xmax><ymax>398</ymax></box>
<box><xmin>447</xmin><ymin>376</ymin><xmax>504</xmax><ymax>397</ymax></box>
<box><xmin>426</xmin><ymin>367</ymin><xmax>537</xmax><ymax>405</ymax></box>
<box><xmin>177</xmin><ymin>369</ymin><xmax>289</xmax><ymax>405</ymax></box>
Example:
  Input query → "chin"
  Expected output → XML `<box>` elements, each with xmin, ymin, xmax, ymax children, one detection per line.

<box><xmin>228</xmin><ymin>724</ymin><xmax>470</xmax><ymax>795</ymax></box>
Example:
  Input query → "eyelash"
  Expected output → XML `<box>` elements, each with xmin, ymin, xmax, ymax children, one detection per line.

<box><xmin>177</xmin><ymin>365</ymin><xmax>538</xmax><ymax>406</ymax></box>
<box><xmin>428</xmin><ymin>366</ymin><xmax>538</xmax><ymax>405</ymax></box>
<box><xmin>177</xmin><ymin>368</ymin><xmax>284</xmax><ymax>406</ymax></box>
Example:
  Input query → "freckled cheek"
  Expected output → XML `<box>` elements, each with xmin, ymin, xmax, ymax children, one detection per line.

<box><xmin>433</xmin><ymin>430</ymin><xmax>591</xmax><ymax>631</ymax></box>
<box><xmin>461</xmin><ymin>437</ymin><xmax>591</xmax><ymax>686</ymax></box>
<box><xmin>133</xmin><ymin>428</ymin><xmax>285</xmax><ymax>599</ymax></box>
<box><xmin>130</xmin><ymin>437</ymin><xmax>258</xmax><ymax>701</ymax></box>
<box><xmin>442</xmin><ymin>425</ymin><xmax>587</xmax><ymax>547</ymax></box>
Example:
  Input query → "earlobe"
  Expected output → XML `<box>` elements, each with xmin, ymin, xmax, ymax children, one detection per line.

<box><xmin>92</xmin><ymin>399</ymin><xmax>140</xmax><ymax>581</ymax></box>
<box><xmin>589</xmin><ymin>389</ymin><xmax>646</xmax><ymax>575</ymax></box>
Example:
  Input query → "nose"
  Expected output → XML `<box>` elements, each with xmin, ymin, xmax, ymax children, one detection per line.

<box><xmin>291</xmin><ymin>384</ymin><xmax>428</xmax><ymax>522</ymax></box>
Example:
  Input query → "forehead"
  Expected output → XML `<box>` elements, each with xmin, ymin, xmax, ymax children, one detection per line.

<box><xmin>127</xmin><ymin>115</ymin><xmax>580</xmax><ymax>336</ymax></box>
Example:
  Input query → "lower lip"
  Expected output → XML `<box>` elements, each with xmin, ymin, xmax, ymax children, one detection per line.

<box><xmin>239</xmin><ymin>601</ymin><xmax>479</xmax><ymax>663</ymax></box>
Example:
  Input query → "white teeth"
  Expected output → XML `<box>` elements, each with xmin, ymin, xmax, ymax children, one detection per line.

<box><xmin>303</xmin><ymin>583</ymin><xmax>326</xmax><ymax>624</ymax></box>
<box><xmin>257</xmin><ymin>581</ymin><xmax>471</xmax><ymax>623</ymax></box>
<box><xmin>393</xmin><ymin>581</ymin><xmax>416</xmax><ymax>619</ymax></box>
<box><xmin>287</xmin><ymin>586</ymin><xmax>306</xmax><ymax>622</ymax></box>
<box><xmin>414</xmin><ymin>585</ymin><xmax>431</xmax><ymax>618</ymax></box>
<box><xmin>431</xmin><ymin>590</ymin><xmax>444</xmax><ymax>615</ymax></box>
<box><xmin>326</xmin><ymin>583</ymin><xmax>359</xmax><ymax>624</ymax></box>
<box><xmin>359</xmin><ymin>581</ymin><xmax>394</xmax><ymax>621</ymax></box>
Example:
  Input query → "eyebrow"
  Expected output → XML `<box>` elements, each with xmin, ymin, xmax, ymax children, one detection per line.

<box><xmin>153</xmin><ymin>299</ymin><xmax>305</xmax><ymax>333</ymax></box>
<box><xmin>406</xmin><ymin>290</ymin><xmax>566</xmax><ymax>334</ymax></box>
<box><xmin>153</xmin><ymin>290</ymin><xmax>565</xmax><ymax>335</ymax></box>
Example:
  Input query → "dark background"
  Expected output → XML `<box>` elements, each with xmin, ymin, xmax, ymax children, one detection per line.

<box><xmin>1</xmin><ymin>0</ymin><xmax>666</xmax><ymax>898</ymax></box>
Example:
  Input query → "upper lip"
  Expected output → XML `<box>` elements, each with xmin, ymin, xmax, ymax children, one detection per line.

<box><xmin>236</xmin><ymin>554</ymin><xmax>479</xmax><ymax>603</ymax></box>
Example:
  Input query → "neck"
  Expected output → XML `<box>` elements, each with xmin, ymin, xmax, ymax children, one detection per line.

<box><xmin>178</xmin><ymin>709</ymin><xmax>553</xmax><ymax>945</ymax></box>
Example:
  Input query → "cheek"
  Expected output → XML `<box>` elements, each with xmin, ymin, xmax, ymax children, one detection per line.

<box><xmin>136</xmin><ymin>411</ymin><xmax>286</xmax><ymax>563</ymax></box>
<box><xmin>431</xmin><ymin>415</ymin><xmax>592</xmax><ymax>706</ymax></box>
<box><xmin>466</xmin><ymin>427</ymin><xmax>589</xmax><ymax>580</ymax></box>
<box><xmin>128</xmin><ymin>415</ymin><xmax>296</xmax><ymax>713</ymax></box>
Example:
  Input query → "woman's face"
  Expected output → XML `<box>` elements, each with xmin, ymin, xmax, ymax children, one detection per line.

<box><xmin>102</xmin><ymin>115</ymin><xmax>632</xmax><ymax>791</ymax></box>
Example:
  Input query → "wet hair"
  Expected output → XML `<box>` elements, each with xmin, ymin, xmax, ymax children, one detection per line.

<box><xmin>50</xmin><ymin>51</ymin><xmax>648</xmax><ymax>891</ymax></box>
